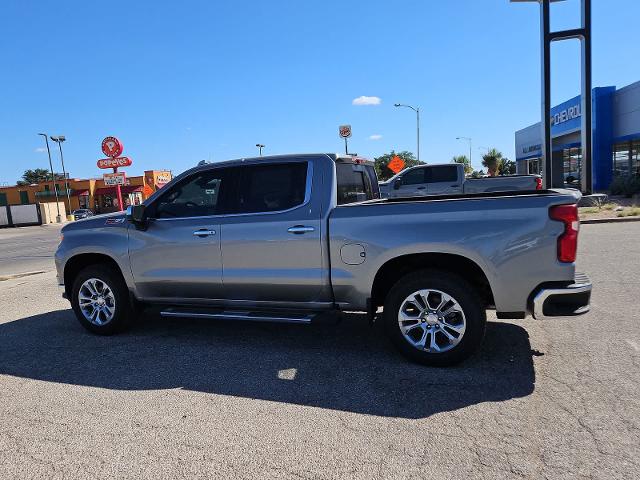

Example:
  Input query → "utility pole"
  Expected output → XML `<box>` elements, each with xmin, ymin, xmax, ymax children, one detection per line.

<box><xmin>256</xmin><ymin>143</ymin><xmax>265</xmax><ymax>156</ymax></box>
<box><xmin>394</xmin><ymin>103</ymin><xmax>421</xmax><ymax>162</ymax></box>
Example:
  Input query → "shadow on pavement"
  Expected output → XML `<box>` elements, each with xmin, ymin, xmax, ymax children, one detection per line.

<box><xmin>0</xmin><ymin>309</ymin><xmax>536</xmax><ymax>418</ymax></box>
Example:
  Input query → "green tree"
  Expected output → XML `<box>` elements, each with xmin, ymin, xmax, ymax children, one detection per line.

<box><xmin>470</xmin><ymin>170</ymin><xmax>486</xmax><ymax>179</ymax></box>
<box><xmin>17</xmin><ymin>168</ymin><xmax>52</xmax><ymax>186</ymax></box>
<box><xmin>374</xmin><ymin>150</ymin><xmax>423</xmax><ymax>181</ymax></box>
<box><xmin>481</xmin><ymin>148</ymin><xmax>504</xmax><ymax>177</ymax></box>
<box><xmin>452</xmin><ymin>155</ymin><xmax>472</xmax><ymax>175</ymax></box>
<box><xmin>498</xmin><ymin>158</ymin><xmax>516</xmax><ymax>176</ymax></box>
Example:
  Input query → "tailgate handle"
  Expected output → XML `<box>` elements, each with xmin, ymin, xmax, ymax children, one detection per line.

<box><xmin>287</xmin><ymin>225</ymin><xmax>315</xmax><ymax>234</ymax></box>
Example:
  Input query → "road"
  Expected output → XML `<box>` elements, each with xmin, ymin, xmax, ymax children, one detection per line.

<box><xmin>0</xmin><ymin>222</ymin><xmax>638</xmax><ymax>479</ymax></box>
<box><xmin>0</xmin><ymin>224</ymin><xmax>62</xmax><ymax>277</ymax></box>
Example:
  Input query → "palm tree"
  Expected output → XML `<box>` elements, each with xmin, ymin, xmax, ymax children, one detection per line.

<box><xmin>481</xmin><ymin>148</ymin><xmax>504</xmax><ymax>177</ymax></box>
<box><xmin>452</xmin><ymin>155</ymin><xmax>472</xmax><ymax>175</ymax></box>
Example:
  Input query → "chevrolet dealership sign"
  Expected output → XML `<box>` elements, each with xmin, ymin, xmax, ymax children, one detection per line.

<box><xmin>550</xmin><ymin>103</ymin><xmax>581</xmax><ymax>126</ymax></box>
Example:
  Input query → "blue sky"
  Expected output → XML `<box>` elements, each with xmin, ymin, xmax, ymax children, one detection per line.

<box><xmin>1</xmin><ymin>0</ymin><xmax>639</xmax><ymax>183</ymax></box>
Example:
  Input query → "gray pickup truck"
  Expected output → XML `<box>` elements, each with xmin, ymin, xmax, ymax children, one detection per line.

<box><xmin>55</xmin><ymin>153</ymin><xmax>591</xmax><ymax>366</ymax></box>
<box><xmin>379</xmin><ymin>163</ymin><xmax>542</xmax><ymax>198</ymax></box>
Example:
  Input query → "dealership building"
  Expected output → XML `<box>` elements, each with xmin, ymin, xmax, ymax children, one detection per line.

<box><xmin>515</xmin><ymin>80</ymin><xmax>640</xmax><ymax>191</ymax></box>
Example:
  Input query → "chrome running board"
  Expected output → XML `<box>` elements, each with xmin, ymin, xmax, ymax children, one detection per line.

<box><xmin>159</xmin><ymin>308</ymin><xmax>314</xmax><ymax>324</ymax></box>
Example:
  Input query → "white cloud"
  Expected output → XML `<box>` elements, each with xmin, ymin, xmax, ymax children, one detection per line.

<box><xmin>352</xmin><ymin>95</ymin><xmax>381</xmax><ymax>106</ymax></box>
<box><xmin>369</xmin><ymin>134</ymin><xmax>383</xmax><ymax>140</ymax></box>
<box><xmin>34</xmin><ymin>147</ymin><xmax>46</xmax><ymax>153</ymax></box>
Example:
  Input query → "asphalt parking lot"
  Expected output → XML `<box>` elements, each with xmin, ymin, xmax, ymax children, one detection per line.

<box><xmin>0</xmin><ymin>222</ymin><xmax>638</xmax><ymax>479</ymax></box>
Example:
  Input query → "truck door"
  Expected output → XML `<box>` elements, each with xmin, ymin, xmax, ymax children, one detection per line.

<box><xmin>128</xmin><ymin>167</ymin><xmax>232</xmax><ymax>301</ymax></box>
<box><xmin>219</xmin><ymin>160</ymin><xmax>326</xmax><ymax>304</ymax></box>
<box><xmin>425</xmin><ymin>165</ymin><xmax>463</xmax><ymax>195</ymax></box>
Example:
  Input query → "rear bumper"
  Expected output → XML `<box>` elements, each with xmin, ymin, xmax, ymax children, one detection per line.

<box><xmin>531</xmin><ymin>272</ymin><xmax>592</xmax><ymax>320</ymax></box>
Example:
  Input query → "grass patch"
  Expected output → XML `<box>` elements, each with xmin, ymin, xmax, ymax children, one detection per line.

<box><xmin>617</xmin><ymin>207</ymin><xmax>640</xmax><ymax>218</ymax></box>
<box><xmin>602</xmin><ymin>202</ymin><xmax>618</xmax><ymax>211</ymax></box>
<box><xmin>580</xmin><ymin>207</ymin><xmax>599</xmax><ymax>214</ymax></box>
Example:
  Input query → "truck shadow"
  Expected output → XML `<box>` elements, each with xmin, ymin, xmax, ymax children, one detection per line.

<box><xmin>0</xmin><ymin>309</ymin><xmax>536</xmax><ymax>418</ymax></box>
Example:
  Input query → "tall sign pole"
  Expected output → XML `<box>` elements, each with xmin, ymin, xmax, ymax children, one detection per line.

<box><xmin>512</xmin><ymin>0</ymin><xmax>592</xmax><ymax>193</ymax></box>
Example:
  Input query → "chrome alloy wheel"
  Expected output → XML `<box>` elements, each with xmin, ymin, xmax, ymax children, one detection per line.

<box><xmin>78</xmin><ymin>278</ymin><xmax>116</xmax><ymax>326</ymax></box>
<box><xmin>397</xmin><ymin>289</ymin><xmax>466</xmax><ymax>353</ymax></box>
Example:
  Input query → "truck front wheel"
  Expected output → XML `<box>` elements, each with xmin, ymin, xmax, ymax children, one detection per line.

<box><xmin>383</xmin><ymin>269</ymin><xmax>486</xmax><ymax>366</ymax></box>
<box><xmin>70</xmin><ymin>264</ymin><xmax>133</xmax><ymax>335</ymax></box>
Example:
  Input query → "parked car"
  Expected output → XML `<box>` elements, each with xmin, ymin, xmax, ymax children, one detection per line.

<box><xmin>72</xmin><ymin>209</ymin><xmax>93</xmax><ymax>220</ymax></box>
<box><xmin>379</xmin><ymin>163</ymin><xmax>542</xmax><ymax>198</ymax></box>
<box><xmin>55</xmin><ymin>153</ymin><xmax>590</xmax><ymax>366</ymax></box>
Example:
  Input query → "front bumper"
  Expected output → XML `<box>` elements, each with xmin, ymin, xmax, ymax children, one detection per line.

<box><xmin>531</xmin><ymin>272</ymin><xmax>592</xmax><ymax>320</ymax></box>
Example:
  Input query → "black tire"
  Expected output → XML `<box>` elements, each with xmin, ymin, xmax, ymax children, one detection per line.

<box><xmin>383</xmin><ymin>269</ymin><xmax>486</xmax><ymax>367</ymax></box>
<box><xmin>70</xmin><ymin>264</ymin><xmax>133</xmax><ymax>335</ymax></box>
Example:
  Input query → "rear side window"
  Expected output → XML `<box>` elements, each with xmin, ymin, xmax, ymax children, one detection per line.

<box><xmin>235</xmin><ymin>162</ymin><xmax>308</xmax><ymax>214</ymax></box>
<box><xmin>425</xmin><ymin>166</ymin><xmax>458</xmax><ymax>183</ymax></box>
<box><xmin>337</xmin><ymin>163</ymin><xmax>377</xmax><ymax>205</ymax></box>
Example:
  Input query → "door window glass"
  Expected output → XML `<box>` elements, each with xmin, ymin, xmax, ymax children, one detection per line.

<box><xmin>425</xmin><ymin>166</ymin><xmax>458</xmax><ymax>183</ymax></box>
<box><xmin>155</xmin><ymin>169</ymin><xmax>228</xmax><ymax>218</ymax></box>
<box><xmin>236</xmin><ymin>162</ymin><xmax>307</xmax><ymax>213</ymax></box>
<box><xmin>401</xmin><ymin>168</ymin><xmax>425</xmax><ymax>185</ymax></box>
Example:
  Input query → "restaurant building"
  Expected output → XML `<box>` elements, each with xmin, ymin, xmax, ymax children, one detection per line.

<box><xmin>0</xmin><ymin>170</ymin><xmax>172</xmax><ymax>213</ymax></box>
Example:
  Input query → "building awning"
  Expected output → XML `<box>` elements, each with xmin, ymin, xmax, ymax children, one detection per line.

<box><xmin>94</xmin><ymin>185</ymin><xmax>149</xmax><ymax>196</ymax></box>
<box><xmin>72</xmin><ymin>190</ymin><xmax>90</xmax><ymax>197</ymax></box>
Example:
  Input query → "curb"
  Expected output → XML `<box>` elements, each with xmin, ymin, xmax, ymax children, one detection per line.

<box><xmin>0</xmin><ymin>271</ymin><xmax>46</xmax><ymax>282</ymax></box>
<box><xmin>581</xmin><ymin>216</ymin><xmax>640</xmax><ymax>225</ymax></box>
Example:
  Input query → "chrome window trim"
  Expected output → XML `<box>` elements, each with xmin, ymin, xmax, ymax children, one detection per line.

<box><xmin>153</xmin><ymin>161</ymin><xmax>313</xmax><ymax>222</ymax></box>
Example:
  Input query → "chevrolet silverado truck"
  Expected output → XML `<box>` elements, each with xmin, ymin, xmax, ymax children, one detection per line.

<box><xmin>379</xmin><ymin>163</ymin><xmax>542</xmax><ymax>198</ymax></box>
<box><xmin>55</xmin><ymin>153</ymin><xmax>591</xmax><ymax>366</ymax></box>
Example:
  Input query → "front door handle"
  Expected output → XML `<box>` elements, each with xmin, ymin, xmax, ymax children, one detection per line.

<box><xmin>193</xmin><ymin>229</ymin><xmax>216</xmax><ymax>237</ymax></box>
<box><xmin>417</xmin><ymin>186</ymin><xmax>426</xmax><ymax>190</ymax></box>
<box><xmin>287</xmin><ymin>225</ymin><xmax>315</xmax><ymax>234</ymax></box>
<box><xmin>450</xmin><ymin>185</ymin><xmax>460</xmax><ymax>188</ymax></box>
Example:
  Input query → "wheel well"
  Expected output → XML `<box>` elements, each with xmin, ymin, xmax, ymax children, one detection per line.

<box><xmin>371</xmin><ymin>253</ymin><xmax>494</xmax><ymax>308</ymax></box>
<box><xmin>63</xmin><ymin>253</ymin><xmax>124</xmax><ymax>298</ymax></box>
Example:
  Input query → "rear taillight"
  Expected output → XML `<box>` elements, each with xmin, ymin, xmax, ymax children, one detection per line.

<box><xmin>535</xmin><ymin>177</ymin><xmax>543</xmax><ymax>190</ymax></box>
<box><xmin>549</xmin><ymin>204</ymin><xmax>579</xmax><ymax>263</ymax></box>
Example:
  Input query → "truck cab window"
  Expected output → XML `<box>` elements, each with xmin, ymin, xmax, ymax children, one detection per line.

<box><xmin>154</xmin><ymin>169</ymin><xmax>228</xmax><ymax>218</ymax></box>
<box><xmin>235</xmin><ymin>162</ymin><xmax>308</xmax><ymax>214</ymax></box>
<box><xmin>425</xmin><ymin>166</ymin><xmax>458</xmax><ymax>183</ymax></box>
<box><xmin>401</xmin><ymin>168</ymin><xmax>425</xmax><ymax>185</ymax></box>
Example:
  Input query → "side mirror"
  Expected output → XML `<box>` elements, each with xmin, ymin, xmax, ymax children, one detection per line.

<box><xmin>126</xmin><ymin>204</ymin><xmax>147</xmax><ymax>226</ymax></box>
<box><xmin>393</xmin><ymin>178</ymin><xmax>402</xmax><ymax>190</ymax></box>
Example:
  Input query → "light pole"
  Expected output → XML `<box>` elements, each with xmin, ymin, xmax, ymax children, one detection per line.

<box><xmin>456</xmin><ymin>136</ymin><xmax>472</xmax><ymax>170</ymax></box>
<box><xmin>51</xmin><ymin>135</ymin><xmax>71</xmax><ymax>215</ymax></box>
<box><xmin>394</xmin><ymin>103</ymin><xmax>420</xmax><ymax>162</ymax></box>
<box><xmin>256</xmin><ymin>143</ymin><xmax>265</xmax><ymax>156</ymax></box>
<box><xmin>38</xmin><ymin>133</ymin><xmax>61</xmax><ymax>222</ymax></box>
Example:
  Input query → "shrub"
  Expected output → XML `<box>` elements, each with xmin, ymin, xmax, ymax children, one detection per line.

<box><xmin>609</xmin><ymin>175</ymin><xmax>640</xmax><ymax>197</ymax></box>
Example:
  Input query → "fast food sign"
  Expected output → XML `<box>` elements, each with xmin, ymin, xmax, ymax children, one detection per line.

<box><xmin>339</xmin><ymin>125</ymin><xmax>352</xmax><ymax>138</ymax></box>
<box><xmin>102</xmin><ymin>136</ymin><xmax>123</xmax><ymax>158</ymax></box>
<box><xmin>103</xmin><ymin>172</ymin><xmax>126</xmax><ymax>186</ymax></box>
<box><xmin>97</xmin><ymin>156</ymin><xmax>132</xmax><ymax>169</ymax></box>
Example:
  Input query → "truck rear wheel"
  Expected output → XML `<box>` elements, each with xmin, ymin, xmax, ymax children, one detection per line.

<box><xmin>70</xmin><ymin>264</ymin><xmax>133</xmax><ymax>335</ymax></box>
<box><xmin>383</xmin><ymin>269</ymin><xmax>486</xmax><ymax>366</ymax></box>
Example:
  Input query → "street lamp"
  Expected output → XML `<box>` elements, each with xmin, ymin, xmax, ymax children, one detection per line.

<box><xmin>456</xmin><ymin>136</ymin><xmax>472</xmax><ymax>169</ymax></box>
<box><xmin>37</xmin><ymin>133</ymin><xmax>61</xmax><ymax>222</ymax></box>
<box><xmin>256</xmin><ymin>144</ymin><xmax>265</xmax><ymax>156</ymax></box>
<box><xmin>394</xmin><ymin>103</ymin><xmax>420</xmax><ymax>162</ymax></box>
<box><xmin>50</xmin><ymin>135</ymin><xmax>71</xmax><ymax>215</ymax></box>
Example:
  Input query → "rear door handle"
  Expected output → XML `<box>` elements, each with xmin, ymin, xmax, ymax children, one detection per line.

<box><xmin>450</xmin><ymin>185</ymin><xmax>460</xmax><ymax>187</ymax></box>
<box><xmin>287</xmin><ymin>225</ymin><xmax>315</xmax><ymax>234</ymax></box>
<box><xmin>417</xmin><ymin>186</ymin><xmax>426</xmax><ymax>190</ymax></box>
<box><xmin>193</xmin><ymin>229</ymin><xmax>216</xmax><ymax>237</ymax></box>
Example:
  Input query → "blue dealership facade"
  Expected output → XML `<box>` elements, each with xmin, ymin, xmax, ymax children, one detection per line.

<box><xmin>515</xmin><ymin>80</ymin><xmax>640</xmax><ymax>191</ymax></box>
